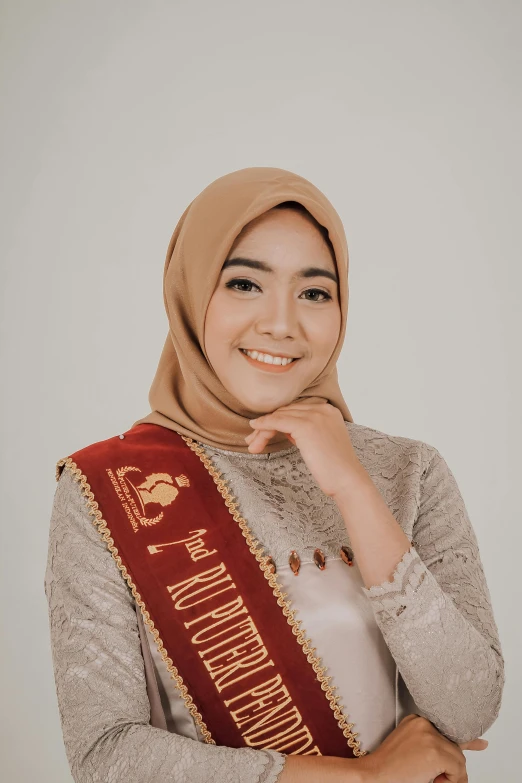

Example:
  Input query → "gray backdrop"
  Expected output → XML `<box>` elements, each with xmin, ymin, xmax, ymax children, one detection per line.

<box><xmin>1</xmin><ymin>1</ymin><xmax>520</xmax><ymax>780</ymax></box>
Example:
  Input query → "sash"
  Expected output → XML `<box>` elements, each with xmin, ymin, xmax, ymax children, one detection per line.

<box><xmin>56</xmin><ymin>422</ymin><xmax>365</xmax><ymax>757</ymax></box>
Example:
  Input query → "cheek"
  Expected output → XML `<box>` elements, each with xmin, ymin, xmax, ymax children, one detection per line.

<box><xmin>204</xmin><ymin>291</ymin><xmax>249</xmax><ymax>358</ymax></box>
<box><xmin>307</xmin><ymin>307</ymin><xmax>341</xmax><ymax>355</ymax></box>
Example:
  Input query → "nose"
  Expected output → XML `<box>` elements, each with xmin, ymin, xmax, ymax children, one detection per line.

<box><xmin>254</xmin><ymin>289</ymin><xmax>299</xmax><ymax>341</ymax></box>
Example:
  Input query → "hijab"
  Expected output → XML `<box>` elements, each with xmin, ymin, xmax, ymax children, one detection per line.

<box><xmin>132</xmin><ymin>166</ymin><xmax>353</xmax><ymax>453</ymax></box>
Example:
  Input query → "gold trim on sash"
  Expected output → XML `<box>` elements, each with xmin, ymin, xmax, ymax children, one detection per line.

<box><xmin>180</xmin><ymin>437</ymin><xmax>365</xmax><ymax>757</ymax></box>
<box><xmin>56</xmin><ymin>456</ymin><xmax>216</xmax><ymax>745</ymax></box>
<box><xmin>56</xmin><ymin>436</ymin><xmax>365</xmax><ymax>757</ymax></box>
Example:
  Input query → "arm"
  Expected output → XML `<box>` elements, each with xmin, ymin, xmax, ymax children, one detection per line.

<box><xmin>44</xmin><ymin>468</ymin><xmax>286</xmax><ymax>783</ymax></box>
<box><xmin>358</xmin><ymin>445</ymin><xmax>505</xmax><ymax>743</ymax></box>
<box><xmin>246</xmin><ymin>405</ymin><xmax>504</xmax><ymax>745</ymax></box>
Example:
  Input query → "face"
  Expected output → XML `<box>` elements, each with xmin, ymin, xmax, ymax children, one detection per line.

<box><xmin>204</xmin><ymin>207</ymin><xmax>341</xmax><ymax>414</ymax></box>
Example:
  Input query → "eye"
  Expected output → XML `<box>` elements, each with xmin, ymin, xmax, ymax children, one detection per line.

<box><xmin>225</xmin><ymin>277</ymin><xmax>261</xmax><ymax>293</ymax></box>
<box><xmin>225</xmin><ymin>278</ymin><xmax>332</xmax><ymax>302</ymax></box>
<box><xmin>300</xmin><ymin>288</ymin><xmax>332</xmax><ymax>302</ymax></box>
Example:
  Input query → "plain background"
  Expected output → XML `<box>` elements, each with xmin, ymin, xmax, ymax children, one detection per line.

<box><xmin>1</xmin><ymin>1</ymin><xmax>520</xmax><ymax>780</ymax></box>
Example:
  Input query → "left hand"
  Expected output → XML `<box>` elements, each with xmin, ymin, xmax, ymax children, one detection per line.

<box><xmin>246</xmin><ymin>400</ymin><xmax>364</xmax><ymax>499</ymax></box>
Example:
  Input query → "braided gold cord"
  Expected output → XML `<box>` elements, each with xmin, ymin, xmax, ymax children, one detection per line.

<box><xmin>55</xmin><ymin>456</ymin><xmax>215</xmax><ymax>745</ymax></box>
<box><xmin>180</xmin><ymin>437</ymin><xmax>366</xmax><ymax>757</ymax></box>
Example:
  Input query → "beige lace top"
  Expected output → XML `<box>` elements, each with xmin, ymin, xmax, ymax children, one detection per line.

<box><xmin>44</xmin><ymin>420</ymin><xmax>504</xmax><ymax>782</ymax></box>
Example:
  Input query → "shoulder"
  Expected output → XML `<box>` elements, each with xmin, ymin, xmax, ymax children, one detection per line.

<box><xmin>54</xmin><ymin>426</ymin><xmax>128</xmax><ymax>482</ymax></box>
<box><xmin>49</xmin><ymin>460</ymin><xmax>112</xmax><ymax>568</ymax></box>
<box><xmin>345</xmin><ymin>420</ymin><xmax>466</xmax><ymax>510</ymax></box>
<box><xmin>54</xmin><ymin>423</ymin><xmax>185</xmax><ymax>483</ymax></box>
<box><xmin>49</xmin><ymin>439</ymin><xmax>137</xmax><ymax>582</ymax></box>
<box><xmin>345</xmin><ymin>419</ymin><xmax>438</xmax><ymax>462</ymax></box>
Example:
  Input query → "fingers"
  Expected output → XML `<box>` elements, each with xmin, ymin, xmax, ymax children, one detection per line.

<box><xmin>272</xmin><ymin>401</ymin><xmax>328</xmax><ymax>412</ymax></box>
<box><xmin>245</xmin><ymin>428</ymin><xmax>278</xmax><ymax>453</ymax></box>
<box><xmin>246</xmin><ymin>401</ymin><xmax>329</xmax><ymax>449</ymax></box>
<box><xmin>250</xmin><ymin>411</ymin><xmax>302</xmax><ymax>434</ymax></box>
<box><xmin>440</xmin><ymin>746</ymin><xmax>468</xmax><ymax>783</ymax></box>
<box><xmin>400</xmin><ymin>713</ymin><xmax>419</xmax><ymax>723</ymax></box>
<box><xmin>244</xmin><ymin>428</ymin><xmax>274</xmax><ymax>444</ymax></box>
<box><xmin>459</xmin><ymin>739</ymin><xmax>488</xmax><ymax>751</ymax></box>
<box><xmin>434</xmin><ymin>773</ymin><xmax>468</xmax><ymax>783</ymax></box>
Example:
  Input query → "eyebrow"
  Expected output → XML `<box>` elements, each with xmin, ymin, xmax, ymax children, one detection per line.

<box><xmin>222</xmin><ymin>257</ymin><xmax>338</xmax><ymax>284</ymax></box>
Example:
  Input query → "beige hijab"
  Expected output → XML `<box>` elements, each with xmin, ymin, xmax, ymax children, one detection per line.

<box><xmin>133</xmin><ymin>166</ymin><xmax>353</xmax><ymax>453</ymax></box>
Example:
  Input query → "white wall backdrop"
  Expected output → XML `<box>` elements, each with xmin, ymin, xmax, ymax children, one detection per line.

<box><xmin>1</xmin><ymin>1</ymin><xmax>520</xmax><ymax>780</ymax></box>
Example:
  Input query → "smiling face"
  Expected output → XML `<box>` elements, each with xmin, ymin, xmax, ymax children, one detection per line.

<box><xmin>203</xmin><ymin>205</ymin><xmax>342</xmax><ymax>414</ymax></box>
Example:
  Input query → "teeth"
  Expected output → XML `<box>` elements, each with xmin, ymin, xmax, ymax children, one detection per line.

<box><xmin>242</xmin><ymin>349</ymin><xmax>295</xmax><ymax>366</ymax></box>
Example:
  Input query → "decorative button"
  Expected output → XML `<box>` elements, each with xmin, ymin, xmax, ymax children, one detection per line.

<box><xmin>313</xmin><ymin>548</ymin><xmax>326</xmax><ymax>570</ymax></box>
<box><xmin>119</xmin><ymin>434</ymin><xmax>125</xmax><ymax>440</ymax></box>
<box><xmin>289</xmin><ymin>550</ymin><xmax>301</xmax><ymax>576</ymax></box>
<box><xmin>266</xmin><ymin>556</ymin><xmax>276</xmax><ymax>575</ymax></box>
<box><xmin>340</xmin><ymin>545</ymin><xmax>354</xmax><ymax>566</ymax></box>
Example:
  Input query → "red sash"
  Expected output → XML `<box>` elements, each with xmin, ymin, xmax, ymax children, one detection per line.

<box><xmin>56</xmin><ymin>423</ymin><xmax>364</xmax><ymax>757</ymax></box>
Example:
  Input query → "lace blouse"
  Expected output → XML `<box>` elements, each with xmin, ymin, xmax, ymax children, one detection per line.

<box><xmin>44</xmin><ymin>420</ymin><xmax>504</xmax><ymax>782</ymax></box>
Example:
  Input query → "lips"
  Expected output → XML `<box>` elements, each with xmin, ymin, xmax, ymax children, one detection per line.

<box><xmin>239</xmin><ymin>348</ymin><xmax>301</xmax><ymax>373</ymax></box>
<box><xmin>240</xmin><ymin>348</ymin><xmax>300</xmax><ymax>362</ymax></box>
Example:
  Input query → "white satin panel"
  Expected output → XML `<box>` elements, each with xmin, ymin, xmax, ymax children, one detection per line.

<box><xmin>145</xmin><ymin>556</ymin><xmax>408</xmax><ymax>753</ymax></box>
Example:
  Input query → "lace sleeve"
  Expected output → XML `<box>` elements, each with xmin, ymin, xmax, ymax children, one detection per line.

<box><xmin>44</xmin><ymin>468</ymin><xmax>287</xmax><ymax>783</ymax></box>
<box><xmin>361</xmin><ymin>446</ymin><xmax>505</xmax><ymax>743</ymax></box>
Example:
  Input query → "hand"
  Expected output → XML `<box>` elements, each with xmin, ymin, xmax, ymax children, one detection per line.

<box><xmin>246</xmin><ymin>400</ymin><xmax>362</xmax><ymax>499</ymax></box>
<box><xmin>357</xmin><ymin>714</ymin><xmax>488</xmax><ymax>783</ymax></box>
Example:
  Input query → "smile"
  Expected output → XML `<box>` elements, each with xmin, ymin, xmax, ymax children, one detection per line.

<box><xmin>239</xmin><ymin>348</ymin><xmax>300</xmax><ymax>373</ymax></box>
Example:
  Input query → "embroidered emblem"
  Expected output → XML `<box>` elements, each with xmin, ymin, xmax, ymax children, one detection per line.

<box><xmin>106</xmin><ymin>466</ymin><xmax>190</xmax><ymax>532</ymax></box>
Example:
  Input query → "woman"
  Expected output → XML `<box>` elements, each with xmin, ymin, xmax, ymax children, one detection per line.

<box><xmin>45</xmin><ymin>167</ymin><xmax>504</xmax><ymax>783</ymax></box>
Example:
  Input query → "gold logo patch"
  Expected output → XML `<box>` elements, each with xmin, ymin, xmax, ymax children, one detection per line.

<box><xmin>106</xmin><ymin>466</ymin><xmax>190</xmax><ymax>532</ymax></box>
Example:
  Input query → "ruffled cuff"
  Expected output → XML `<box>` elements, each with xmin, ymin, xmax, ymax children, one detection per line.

<box><xmin>258</xmin><ymin>749</ymin><xmax>287</xmax><ymax>782</ymax></box>
<box><xmin>361</xmin><ymin>547</ymin><xmax>430</xmax><ymax>623</ymax></box>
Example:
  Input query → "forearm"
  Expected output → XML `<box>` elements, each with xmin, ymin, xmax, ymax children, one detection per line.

<box><xmin>363</xmin><ymin>547</ymin><xmax>504</xmax><ymax>743</ymax></box>
<box><xmin>66</xmin><ymin>722</ymin><xmax>285</xmax><ymax>783</ymax></box>
<box><xmin>278</xmin><ymin>754</ymin><xmax>364</xmax><ymax>783</ymax></box>
<box><xmin>333</xmin><ymin>459</ymin><xmax>412</xmax><ymax>589</ymax></box>
<box><xmin>332</xmin><ymin>448</ymin><xmax>504</xmax><ymax>742</ymax></box>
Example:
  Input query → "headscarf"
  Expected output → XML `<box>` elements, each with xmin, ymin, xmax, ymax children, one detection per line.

<box><xmin>132</xmin><ymin>166</ymin><xmax>353</xmax><ymax>452</ymax></box>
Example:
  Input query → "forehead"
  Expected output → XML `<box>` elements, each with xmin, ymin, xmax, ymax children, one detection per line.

<box><xmin>227</xmin><ymin>207</ymin><xmax>337</xmax><ymax>268</ymax></box>
<box><xmin>237</xmin><ymin>204</ymin><xmax>323</xmax><ymax>236</ymax></box>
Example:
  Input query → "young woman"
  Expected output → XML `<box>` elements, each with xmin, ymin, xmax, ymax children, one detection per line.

<box><xmin>45</xmin><ymin>167</ymin><xmax>504</xmax><ymax>783</ymax></box>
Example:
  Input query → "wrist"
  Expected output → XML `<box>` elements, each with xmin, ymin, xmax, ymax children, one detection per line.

<box><xmin>330</xmin><ymin>460</ymin><xmax>373</xmax><ymax>505</ymax></box>
<box><xmin>354</xmin><ymin>755</ymin><xmax>379</xmax><ymax>783</ymax></box>
<box><xmin>279</xmin><ymin>754</ymin><xmax>369</xmax><ymax>783</ymax></box>
<box><xmin>319</xmin><ymin>756</ymin><xmax>372</xmax><ymax>783</ymax></box>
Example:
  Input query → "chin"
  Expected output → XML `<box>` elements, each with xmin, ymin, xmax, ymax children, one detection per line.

<box><xmin>236</xmin><ymin>388</ymin><xmax>300</xmax><ymax>415</ymax></box>
<box><xmin>247</xmin><ymin>401</ymin><xmax>283</xmax><ymax>415</ymax></box>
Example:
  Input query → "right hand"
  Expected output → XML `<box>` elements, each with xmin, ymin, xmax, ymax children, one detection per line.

<box><xmin>357</xmin><ymin>714</ymin><xmax>488</xmax><ymax>783</ymax></box>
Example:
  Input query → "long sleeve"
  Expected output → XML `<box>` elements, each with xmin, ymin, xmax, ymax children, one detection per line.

<box><xmin>44</xmin><ymin>468</ymin><xmax>286</xmax><ymax>783</ymax></box>
<box><xmin>362</xmin><ymin>445</ymin><xmax>505</xmax><ymax>744</ymax></box>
